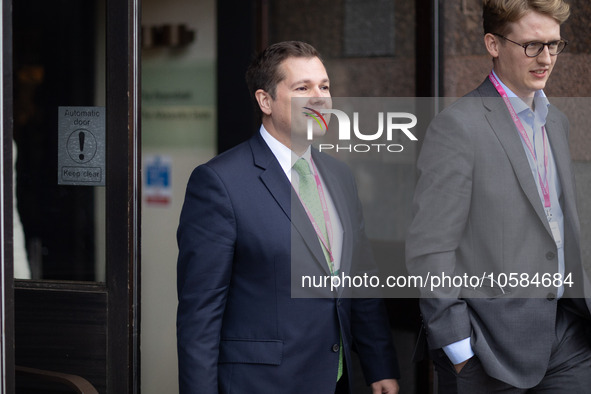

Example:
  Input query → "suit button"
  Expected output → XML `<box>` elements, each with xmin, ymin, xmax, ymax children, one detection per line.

<box><xmin>546</xmin><ymin>252</ymin><xmax>556</xmax><ymax>260</ymax></box>
<box><xmin>332</xmin><ymin>344</ymin><xmax>340</xmax><ymax>352</ymax></box>
<box><xmin>547</xmin><ymin>293</ymin><xmax>556</xmax><ymax>301</ymax></box>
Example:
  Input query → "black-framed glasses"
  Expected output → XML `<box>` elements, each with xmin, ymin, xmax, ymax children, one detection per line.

<box><xmin>493</xmin><ymin>33</ymin><xmax>568</xmax><ymax>57</ymax></box>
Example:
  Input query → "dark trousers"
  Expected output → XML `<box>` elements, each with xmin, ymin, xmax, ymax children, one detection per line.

<box><xmin>334</xmin><ymin>358</ymin><xmax>350</xmax><ymax>394</ymax></box>
<box><xmin>432</xmin><ymin>303</ymin><xmax>591</xmax><ymax>393</ymax></box>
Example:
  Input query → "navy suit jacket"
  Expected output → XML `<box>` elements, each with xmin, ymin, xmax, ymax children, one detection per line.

<box><xmin>177</xmin><ymin>132</ymin><xmax>399</xmax><ymax>393</ymax></box>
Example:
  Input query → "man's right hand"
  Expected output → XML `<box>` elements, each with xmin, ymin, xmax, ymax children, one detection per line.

<box><xmin>454</xmin><ymin>358</ymin><xmax>471</xmax><ymax>374</ymax></box>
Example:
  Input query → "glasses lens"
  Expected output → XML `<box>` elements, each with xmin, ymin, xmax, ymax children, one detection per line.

<box><xmin>525</xmin><ymin>40</ymin><xmax>567</xmax><ymax>56</ymax></box>
<box><xmin>554</xmin><ymin>40</ymin><xmax>567</xmax><ymax>54</ymax></box>
<box><xmin>525</xmin><ymin>42</ymin><xmax>544</xmax><ymax>57</ymax></box>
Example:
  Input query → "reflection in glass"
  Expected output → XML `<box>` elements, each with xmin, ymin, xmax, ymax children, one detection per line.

<box><xmin>13</xmin><ymin>0</ymin><xmax>105</xmax><ymax>281</ymax></box>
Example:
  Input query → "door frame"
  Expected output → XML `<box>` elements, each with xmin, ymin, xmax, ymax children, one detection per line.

<box><xmin>105</xmin><ymin>0</ymin><xmax>141</xmax><ymax>391</ymax></box>
<box><xmin>1</xmin><ymin>0</ymin><xmax>141</xmax><ymax>391</ymax></box>
<box><xmin>2</xmin><ymin>0</ymin><xmax>15</xmax><ymax>390</ymax></box>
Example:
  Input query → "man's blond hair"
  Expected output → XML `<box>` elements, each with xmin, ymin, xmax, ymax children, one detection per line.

<box><xmin>483</xmin><ymin>0</ymin><xmax>570</xmax><ymax>35</ymax></box>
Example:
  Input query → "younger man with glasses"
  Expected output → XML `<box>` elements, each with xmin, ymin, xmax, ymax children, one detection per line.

<box><xmin>407</xmin><ymin>0</ymin><xmax>591</xmax><ymax>392</ymax></box>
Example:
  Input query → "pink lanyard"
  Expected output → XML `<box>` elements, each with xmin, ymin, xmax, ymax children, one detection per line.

<box><xmin>489</xmin><ymin>71</ymin><xmax>551</xmax><ymax>208</ymax></box>
<box><xmin>295</xmin><ymin>158</ymin><xmax>335</xmax><ymax>270</ymax></box>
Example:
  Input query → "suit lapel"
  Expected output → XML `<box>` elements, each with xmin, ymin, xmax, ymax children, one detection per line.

<box><xmin>290</xmin><ymin>148</ymin><xmax>355</xmax><ymax>277</ymax></box>
<box><xmin>250</xmin><ymin>132</ymin><xmax>355</xmax><ymax>278</ymax></box>
<box><xmin>479</xmin><ymin>80</ymin><xmax>591</xmax><ymax>310</ymax></box>
<box><xmin>250</xmin><ymin>133</ymin><xmax>334</xmax><ymax>274</ymax></box>
<box><xmin>479</xmin><ymin>81</ymin><xmax>553</xmax><ymax>237</ymax></box>
<box><xmin>544</xmin><ymin>110</ymin><xmax>577</xmax><ymax>226</ymax></box>
<box><xmin>290</xmin><ymin>190</ymin><xmax>333</xmax><ymax>275</ymax></box>
<box><xmin>250</xmin><ymin>133</ymin><xmax>291</xmax><ymax>221</ymax></box>
<box><xmin>545</xmin><ymin>108</ymin><xmax>583</xmax><ymax>263</ymax></box>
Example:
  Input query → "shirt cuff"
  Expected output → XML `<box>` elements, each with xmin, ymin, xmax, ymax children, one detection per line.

<box><xmin>442</xmin><ymin>337</ymin><xmax>474</xmax><ymax>365</ymax></box>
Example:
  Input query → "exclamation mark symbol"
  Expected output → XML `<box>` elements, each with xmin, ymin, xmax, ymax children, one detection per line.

<box><xmin>79</xmin><ymin>131</ymin><xmax>85</xmax><ymax>161</ymax></box>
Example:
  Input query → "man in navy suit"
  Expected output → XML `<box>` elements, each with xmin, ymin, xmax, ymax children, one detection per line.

<box><xmin>177</xmin><ymin>41</ymin><xmax>400</xmax><ymax>393</ymax></box>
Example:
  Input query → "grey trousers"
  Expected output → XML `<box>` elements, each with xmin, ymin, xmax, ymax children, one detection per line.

<box><xmin>431</xmin><ymin>303</ymin><xmax>591</xmax><ymax>393</ymax></box>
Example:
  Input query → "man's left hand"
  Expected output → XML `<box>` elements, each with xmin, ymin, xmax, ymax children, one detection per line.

<box><xmin>370</xmin><ymin>379</ymin><xmax>399</xmax><ymax>393</ymax></box>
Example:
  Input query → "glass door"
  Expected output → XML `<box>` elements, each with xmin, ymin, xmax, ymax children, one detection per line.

<box><xmin>3</xmin><ymin>0</ymin><xmax>141</xmax><ymax>392</ymax></box>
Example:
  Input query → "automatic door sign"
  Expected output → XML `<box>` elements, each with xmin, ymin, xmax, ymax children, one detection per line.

<box><xmin>67</xmin><ymin>129</ymin><xmax>97</xmax><ymax>163</ymax></box>
<box><xmin>58</xmin><ymin>107</ymin><xmax>105</xmax><ymax>185</ymax></box>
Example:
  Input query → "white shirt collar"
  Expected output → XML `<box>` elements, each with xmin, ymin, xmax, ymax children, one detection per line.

<box><xmin>491</xmin><ymin>69</ymin><xmax>549</xmax><ymax>121</ymax></box>
<box><xmin>259</xmin><ymin>125</ymin><xmax>312</xmax><ymax>182</ymax></box>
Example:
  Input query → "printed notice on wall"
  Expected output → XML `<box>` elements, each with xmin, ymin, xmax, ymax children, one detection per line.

<box><xmin>58</xmin><ymin>106</ymin><xmax>106</xmax><ymax>186</ymax></box>
<box><xmin>144</xmin><ymin>155</ymin><xmax>172</xmax><ymax>206</ymax></box>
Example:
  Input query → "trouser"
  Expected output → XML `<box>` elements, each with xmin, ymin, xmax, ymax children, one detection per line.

<box><xmin>431</xmin><ymin>302</ymin><xmax>591</xmax><ymax>393</ymax></box>
<box><xmin>334</xmin><ymin>358</ymin><xmax>350</xmax><ymax>394</ymax></box>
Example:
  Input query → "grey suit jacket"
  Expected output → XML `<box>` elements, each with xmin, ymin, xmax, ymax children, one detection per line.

<box><xmin>406</xmin><ymin>78</ymin><xmax>591</xmax><ymax>388</ymax></box>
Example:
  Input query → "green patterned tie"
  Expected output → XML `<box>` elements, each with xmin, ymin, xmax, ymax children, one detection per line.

<box><xmin>293</xmin><ymin>158</ymin><xmax>332</xmax><ymax>268</ymax></box>
<box><xmin>292</xmin><ymin>158</ymin><xmax>343</xmax><ymax>382</ymax></box>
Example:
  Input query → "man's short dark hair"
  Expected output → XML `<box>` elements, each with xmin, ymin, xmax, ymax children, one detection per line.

<box><xmin>245</xmin><ymin>41</ymin><xmax>322</xmax><ymax>116</ymax></box>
